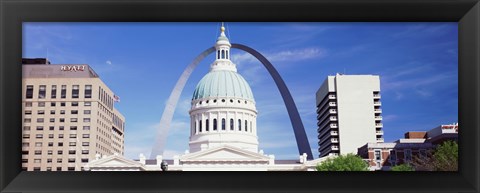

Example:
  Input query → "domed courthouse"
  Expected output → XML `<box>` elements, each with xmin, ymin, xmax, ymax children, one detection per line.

<box><xmin>85</xmin><ymin>26</ymin><xmax>330</xmax><ymax>171</ymax></box>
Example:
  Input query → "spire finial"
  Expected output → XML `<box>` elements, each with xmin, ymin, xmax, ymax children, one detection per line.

<box><xmin>221</xmin><ymin>22</ymin><xmax>225</xmax><ymax>33</ymax></box>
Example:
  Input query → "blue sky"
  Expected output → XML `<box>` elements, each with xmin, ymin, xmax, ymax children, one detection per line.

<box><xmin>23</xmin><ymin>22</ymin><xmax>458</xmax><ymax>160</ymax></box>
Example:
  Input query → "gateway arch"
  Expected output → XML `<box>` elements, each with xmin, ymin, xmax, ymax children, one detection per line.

<box><xmin>150</xmin><ymin>43</ymin><xmax>313</xmax><ymax>160</ymax></box>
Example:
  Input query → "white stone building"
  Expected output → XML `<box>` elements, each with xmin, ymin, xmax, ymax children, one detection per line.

<box><xmin>85</xmin><ymin>25</ymin><xmax>332</xmax><ymax>171</ymax></box>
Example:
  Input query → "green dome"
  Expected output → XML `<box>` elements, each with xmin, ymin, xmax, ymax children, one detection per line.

<box><xmin>193</xmin><ymin>70</ymin><xmax>254</xmax><ymax>101</ymax></box>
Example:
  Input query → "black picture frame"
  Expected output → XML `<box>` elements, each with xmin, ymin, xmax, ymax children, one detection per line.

<box><xmin>1</xmin><ymin>0</ymin><xmax>479</xmax><ymax>192</ymax></box>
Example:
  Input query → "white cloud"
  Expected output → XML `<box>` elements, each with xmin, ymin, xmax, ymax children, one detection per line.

<box><xmin>106</xmin><ymin>60</ymin><xmax>112</xmax><ymax>65</ymax></box>
<box><xmin>232</xmin><ymin>47</ymin><xmax>326</xmax><ymax>65</ymax></box>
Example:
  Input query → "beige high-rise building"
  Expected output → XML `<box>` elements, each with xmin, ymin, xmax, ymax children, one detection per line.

<box><xmin>316</xmin><ymin>74</ymin><xmax>384</xmax><ymax>158</ymax></box>
<box><xmin>21</xmin><ymin>58</ymin><xmax>125</xmax><ymax>171</ymax></box>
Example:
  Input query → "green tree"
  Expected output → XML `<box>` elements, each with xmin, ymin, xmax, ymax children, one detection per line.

<box><xmin>391</xmin><ymin>164</ymin><xmax>415</xmax><ymax>171</ymax></box>
<box><xmin>316</xmin><ymin>154</ymin><xmax>369</xmax><ymax>171</ymax></box>
<box><xmin>411</xmin><ymin>140</ymin><xmax>458</xmax><ymax>171</ymax></box>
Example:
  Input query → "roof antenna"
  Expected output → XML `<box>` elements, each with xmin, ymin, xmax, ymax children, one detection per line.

<box><xmin>46</xmin><ymin>48</ymin><xmax>49</xmax><ymax>64</ymax></box>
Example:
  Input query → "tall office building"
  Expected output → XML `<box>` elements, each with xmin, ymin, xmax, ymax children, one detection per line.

<box><xmin>315</xmin><ymin>74</ymin><xmax>383</xmax><ymax>158</ymax></box>
<box><xmin>21</xmin><ymin>58</ymin><xmax>125</xmax><ymax>171</ymax></box>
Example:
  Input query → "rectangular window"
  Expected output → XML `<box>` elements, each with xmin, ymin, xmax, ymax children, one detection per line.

<box><xmin>23</xmin><ymin>126</ymin><xmax>30</xmax><ymax>131</ymax></box>
<box><xmin>82</xmin><ymin>142</ymin><xmax>89</xmax><ymax>146</ymax></box>
<box><xmin>61</xmin><ymin>102</ymin><xmax>66</xmax><ymax>107</ymax></box>
<box><xmin>72</xmin><ymin>102</ymin><xmax>78</xmax><ymax>106</ymax></box>
<box><xmin>82</xmin><ymin>150</ymin><xmax>89</xmax><ymax>154</ymax></box>
<box><xmin>69</xmin><ymin>142</ymin><xmax>76</xmax><ymax>146</ymax></box>
<box><xmin>25</xmin><ymin>110</ymin><xmax>32</xmax><ymax>115</ymax></box>
<box><xmin>57</xmin><ymin>167</ymin><xmax>62</xmax><ymax>171</ymax></box>
<box><xmin>59</xmin><ymin>126</ymin><xmax>64</xmax><ymax>130</ymax></box>
<box><xmin>81</xmin><ymin>158</ymin><xmax>89</xmax><ymax>163</ymax></box>
<box><xmin>23</xmin><ymin>134</ymin><xmax>30</xmax><ymax>139</ymax></box>
<box><xmin>25</xmin><ymin>102</ymin><xmax>32</xmax><ymax>107</ymax></box>
<box><xmin>61</xmin><ymin>85</ymin><xmax>66</xmax><ymax>98</ymax></box>
<box><xmin>34</xmin><ymin>159</ymin><xmax>41</xmax><ymax>163</ymax></box>
<box><xmin>70</xmin><ymin>126</ymin><xmax>77</xmax><ymax>130</ymax></box>
<box><xmin>51</xmin><ymin>102</ymin><xmax>56</xmax><ymax>107</ymax></box>
<box><xmin>83</xmin><ymin>118</ymin><xmax>90</xmax><ymax>122</ymax></box>
<box><xmin>26</xmin><ymin>85</ymin><xmax>34</xmax><ymax>99</ymax></box>
<box><xmin>48</xmin><ymin>142</ymin><xmax>53</xmax><ymax>147</ymax></box>
<box><xmin>59</xmin><ymin>134</ymin><xmax>64</xmax><ymax>138</ymax></box>
<box><xmin>58</xmin><ymin>142</ymin><xmax>63</xmax><ymax>146</ymax></box>
<box><xmin>38</xmin><ymin>102</ymin><xmax>45</xmax><ymax>107</ymax></box>
<box><xmin>34</xmin><ymin>150</ymin><xmax>41</xmax><ymax>155</ymax></box>
<box><xmin>83</xmin><ymin>126</ymin><xmax>90</xmax><ymax>130</ymax></box>
<box><xmin>39</xmin><ymin>85</ymin><xmax>46</xmax><ymax>99</ymax></box>
<box><xmin>84</xmin><ymin>102</ymin><xmax>91</xmax><ymax>106</ymax></box>
<box><xmin>37</xmin><ymin>110</ymin><xmax>44</xmax><ymax>115</ymax></box>
<box><xmin>50</xmin><ymin>110</ymin><xmax>55</xmax><ymax>115</ymax></box>
<box><xmin>22</xmin><ymin>159</ymin><xmax>28</xmax><ymax>163</ymax></box>
<box><xmin>35</xmin><ymin>142</ymin><xmax>42</xmax><ymax>147</ymax></box>
<box><xmin>37</xmin><ymin>118</ymin><xmax>44</xmax><ymax>123</ymax></box>
<box><xmin>22</xmin><ymin>142</ymin><xmax>29</xmax><ymax>147</ymax></box>
<box><xmin>48</xmin><ymin>134</ymin><xmax>54</xmax><ymax>138</ymax></box>
<box><xmin>51</xmin><ymin>85</ymin><xmax>57</xmax><ymax>98</ymax></box>
<box><xmin>60</xmin><ymin>118</ymin><xmax>65</xmax><ymax>122</ymax></box>
<box><xmin>84</xmin><ymin>110</ymin><xmax>91</xmax><ymax>114</ymax></box>
<box><xmin>405</xmin><ymin>149</ymin><xmax>412</xmax><ymax>161</ymax></box>
<box><xmin>49</xmin><ymin>118</ymin><xmax>55</xmax><ymax>123</ymax></box>
<box><xmin>36</xmin><ymin>134</ymin><xmax>43</xmax><ymax>138</ymax></box>
<box><xmin>47</xmin><ymin>150</ymin><xmax>53</xmax><ymax>155</ymax></box>
<box><xmin>72</xmin><ymin>85</ymin><xmax>79</xmax><ymax>98</ymax></box>
<box><xmin>71</xmin><ymin>110</ymin><xmax>78</xmax><ymax>114</ymax></box>
<box><xmin>33</xmin><ymin>167</ymin><xmax>41</xmax><ymax>171</ymax></box>
<box><xmin>46</xmin><ymin>167</ymin><xmax>52</xmax><ymax>171</ymax></box>
<box><xmin>57</xmin><ymin>158</ymin><xmax>62</xmax><ymax>163</ymax></box>
<box><xmin>60</xmin><ymin>110</ymin><xmax>65</xmax><ymax>114</ymax></box>
<box><xmin>68</xmin><ymin>158</ymin><xmax>75</xmax><ymax>163</ymax></box>
<box><xmin>47</xmin><ymin>159</ymin><xmax>52</xmax><ymax>163</ymax></box>
<box><xmin>24</xmin><ymin>118</ymin><xmax>31</xmax><ymax>123</ymax></box>
<box><xmin>69</xmin><ymin>150</ymin><xmax>76</xmax><ymax>154</ymax></box>
<box><xmin>390</xmin><ymin>150</ymin><xmax>397</xmax><ymax>161</ymax></box>
<box><xmin>70</xmin><ymin>134</ymin><xmax>77</xmax><ymax>138</ymax></box>
<box><xmin>85</xmin><ymin>85</ymin><xmax>92</xmax><ymax>98</ymax></box>
<box><xmin>22</xmin><ymin>151</ymin><xmax>29</xmax><ymax>155</ymax></box>
<box><xmin>36</xmin><ymin>126</ymin><xmax>43</xmax><ymax>130</ymax></box>
<box><xmin>71</xmin><ymin>118</ymin><xmax>77</xmax><ymax>122</ymax></box>
<box><xmin>83</xmin><ymin>134</ymin><xmax>90</xmax><ymax>138</ymax></box>
<box><xmin>68</xmin><ymin>167</ymin><xmax>75</xmax><ymax>171</ymax></box>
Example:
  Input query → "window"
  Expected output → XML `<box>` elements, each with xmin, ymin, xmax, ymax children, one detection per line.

<box><xmin>33</xmin><ymin>167</ymin><xmax>41</xmax><ymax>171</ymax></box>
<box><xmin>70</xmin><ymin>126</ymin><xmax>77</xmax><ymax>130</ymax></box>
<box><xmin>70</xmin><ymin>134</ymin><xmax>77</xmax><ymax>138</ymax></box>
<box><xmin>213</xmin><ymin>119</ymin><xmax>217</xmax><ymax>131</ymax></box>
<box><xmin>47</xmin><ymin>150</ymin><xmax>53</xmax><ymax>155</ymax></box>
<box><xmin>35</xmin><ymin>142</ymin><xmax>42</xmax><ymax>147</ymax></box>
<box><xmin>49</xmin><ymin>118</ymin><xmax>55</xmax><ymax>123</ymax></box>
<box><xmin>60</xmin><ymin>102</ymin><xmax>65</xmax><ymax>107</ymax></box>
<box><xmin>69</xmin><ymin>142</ymin><xmax>76</xmax><ymax>146</ymax></box>
<box><xmin>37</xmin><ymin>118</ymin><xmax>44</xmax><ymax>123</ymax></box>
<box><xmin>222</xmin><ymin>118</ymin><xmax>226</xmax><ymax>130</ymax></box>
<box><xmin>81</xmin><ymin>158</ymin><xmax>89</xmax><ymax>163</ymax></box>
<box><xmin>390</xmin><ymin>150</ymin><xmax>397</xmax><ymax>162</ymax></box>
<box><xmin>50</xmin><ymin>110</ymin><xmax>55</xmax><ymax>115</ymax></box>
<box><xmin>250</xmin><ymin>121</ymin><xmax>253</xmax><ymax>132</ymax></box>
<box><xmin>57</xmin><ymin>158</ymin><xmax>62</xmax><ymax>163</ymax></box>
<box><xmin>36</xmin><ymin>134</ymin><xmax>43</xmax><ymax>138</ymax></box>
<box><xmin>60</xmin><ymin>118</ymin><xmax>65</xmax><ymax>122</ymax></box>
<box><xmin>82</xmin><ymin>142</ymin><xmax>89</xmax><ymax>146</ymax></box>
<box><xmin>48</xmin><ymin>134</ymin><xmax>54</xmax><ymax>138</ymax></box>
<box><xmin>71</xmin><ymin>110</ymin><xmax>78</xmax><ymax>114</ymax></box>
<box><xmin>39</xmin><ymin>85</ymin><xmax>46</xmax><ymax>99</ymax></box>
<box><xmin>83</xmin><ymin>118</ymin><xmax>90</xmax><ymax>122</ymax></box>
<box><xmin>83</xmin><ymin>126</ymin><xmax>90</xmax><ymax>130</ymax></box>
<box><xmin>83</xmin><ymin>134</ymin><xmax>90</xmax><ymax>138</ymax></box>
<box><xmin>25</xmin><ymin>110</ymin><xmax>32</xmax><ymax>115</ymax></box>
<box><xmin>26</xmin><ymin>85</ymin><xmax>33</xmax><ymax>99</ymax></box>
<box><xmin>22</xmin><ymin>159</ymin><xmax>28</xmax><ymax>163</ymax></box>
<box><xmin>46</xmin><ymin>167</ymin><xmax>52</xmax><ymax>171</ymax></box>
<box><xmin>58</xmin><ymin>142</ymin><xmax>63</xmax><ymax>146</ymax></box>
<box><xmin>72</xmin><ymin>102</ymin><xmax>78</xmax><ymax>106</ymax></box>
<box><xmin>84</xmin><ymin>110</ymin><xmax>91</xmax><ymax>114</ymax></box>
<box><xmin>69</xmin><ymin>150</ymin><xmax>76</xmax><ymax>154</ymax></box>
<box><xmin>35</xmin><ymin>126</ymin><xmax>44</xmax><ymax>130</ymax></box>
<box><xmin>58</xmin><ymin>151</ymin><xmax>63</xmax><ymax>155</ymax></box>
<box><xmin>245</xmin><ymin>120</ymin><xmax>248</xmax><ymax>131</ymax></box>
<box><xmin>48</xmin><ymin>142</ymin><xmax>53</xmax><ymax>147</ymax></box>
<box><xmin>68</xmin><ymin>158</ymin><xmax>75</xmax><ymax>163</ymax></box>
<box><xmin>405</xmin><ymin>149</ymin><xmax>412</xmax><ymax>161</ymax></box>
<box><xmin>47</xmin><ymin>159</ymin><xmax>52</xmax><ymax>163</ymax></box>
<box><xmin>38</xmin><ymin>102</ymin><xmax>45</xmax><ymax>107</ymax></box>
<box><xmin>70</xmin><ymin>118</ymin><xmax>77</xmax><ymax>122</ymax></box>
<box><xmin>375</xmin><ymin>150</ymin><xmax>381</xmax><ymax>161</ymax></box>
<box><xmin>82</xmin><ymin>150</ymin><xmax>89</xmax><ymax>154</ymax></box>
<box><xmin>206</xmin><ymin>119</ymin><xmax>209</xmax><ymax>131</ymax></box>
<box><xmin>59</xmin><ymin>134</ymin><xmax>64</xmax><ymax>138</ymax></box>
<box><xmin>230</xmin><ymin>119</ymin><xmax>234</xmax><ymax>130</ymax></box>
<box><xmin>238</xmin><ymin>119</ymin><xmax>241</xmax><ymax>131</ymax></box>
<box><xmin>61</xmin><ymin>85</ymin><xmax>66</xmax><ymax>98</ymax></box>
<box><xmin>59</xmin><ymin>126</ymin><xmax>64</xmax><ymax>130</ymax></box>
<box><xmin>22</xmin><ymin>151</ymin><xmax>29</xmax><ymax>155</ymax></box>
<box><xmin>24</xmin><ymin>118</ymin><xmax>31</xmax><ymax>123</ymax></box>
<box><xmin>34</xmin><ymin>159</ymin><xmax>41</xmax><ymax>163</ymax></box>
<box><xmin>85</xmin><ymin>85</ymin><xmax>92</xmax><ymax>98</ymax></box>
<box><xmin>23</xmin><ymin>134</ymin><xmax>30</xmax><ymax>139</ymax></box>
<box><xmin>22</xmin><ymin>142</ymin><xmax>29</xmax><ymax>147</ymax></box>
<box><xmin>72</xmin><ymin>85</ymin><xmax>79</xmax><ymax>98</ymax></box>
<box><xmin>23</xmin><ymin>126</ymin><xmax>30</xmax><ymax>131</ymax></box>
<box><xmin>68</xmin><ymin>167</ymin><xmax>75</xmax><ymax>171</ymax></box>
<box><xmin>51</xmin><ymin>85</ymin><xmax>57</xmax><ymax>98</ymax></box>
<box><xmin>34</xmin><ymin>150</ymin><xmax>41</xmax><ymax>155</ymax></box>
<box><xmin>199</xmin><ymin>120</ymin><xmax>202</xmax><ymax>132</ymax></box>
<box><xmin>25</xmin><ymin>102</ymin><xmax>32</xmax><ymax>107</ymax></box>
<box><xmin>84</xmin><ymin>102</ymin><xmax>91</xmax><ymax>106</ymax></box>
<box><xmin>60</xmin><ymin>110</ymin><xmax>65</xmax><ymax>114</ymax></box>
<box><xmin>37</xmin><ymin>110</ymin><xmax>45</xmax><ymax>115</ymax></box>
<box><xmin>57</xmin><ymin>167</ymin><xmax>62</xmax><ymax>171</ymax></box>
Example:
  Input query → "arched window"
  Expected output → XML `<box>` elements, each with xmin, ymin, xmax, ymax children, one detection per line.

<box><xmin>245</xmin><ymin>120</ymin><xmax>248</xmax><ymax>131</ymax></box>
<box><xmin>221</xmin><ymin>50</ymin><xmax>225</xmax><ymax>59</ymax></box>
<box><xmin>250</xmin><ymin>121</ymin><xmax>253</xmax><ymax>132</ymax></box>
<box><xmin>222</xmin><ymin>118</ymin><xmax>226</xmax><ymax>130</ymax></box>
<box><xmin>238</xmin><ymin>119</ymin><xmax>241</xmax><ymax>131</ymax></box>
<box><xmin>217</xmin><ymin>50</ymin><xmax>220</xmax><ymax>59</ymax></box>
<box><xmin>194</xmin><ymin>121</ymin><xmax>197</xmax><ymax>134</ymax></box>
<box><xmin>226</xmin><ymin>50</ymin><xmax>229</xmax><ymax>59</ymax></box>
<box><xmin>199</xmin><ymin>120</ymin><xmax>202</xmax><ymax>132</ymax></box>
<box><xmin>206</xmin><ymin>119</ymin><xmax>209</xmax><ymax>131</ymax></box>
<box><xmin>230</xmin><ymin>119</ymin><xmax>234</xmax><ymax>130</ymax></box>
<box><xmin>213</xmin><ymin>119</ymin><xmax>217</xmax><ymax>131</ymax></box>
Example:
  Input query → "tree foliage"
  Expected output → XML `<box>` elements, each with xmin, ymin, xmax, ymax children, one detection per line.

<box><xmin>391</xmin><ymin>164</ymin><xmax>415</xmax><ymax>171</ymax></box>
<box><xmin>412</xmin><ymin>140</ymin><xmax>458</xmax><ymax>171</ymax></box>
<box><xmin>316</xmin><ymin>154</ymin><xmax>369</xmax><ymax>171</ymax></box>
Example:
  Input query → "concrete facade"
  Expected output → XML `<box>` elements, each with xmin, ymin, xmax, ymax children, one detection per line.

<box><xmin>316</xmin><ymin>74</ymin><xmax>383</xmax><ymax>157</ymax></box>
<box><xmin>22</xmin><ymin>59</ymin><xmax>125</xmax><ymax>171</ymax></box>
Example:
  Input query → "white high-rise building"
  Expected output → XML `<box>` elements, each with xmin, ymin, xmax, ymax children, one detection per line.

<box><xmin>316</xmin><ymin>74</ymin><xmax>384</xmax><ymax>158</ymax></box>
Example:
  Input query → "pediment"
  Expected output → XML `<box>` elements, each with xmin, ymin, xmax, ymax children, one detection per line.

<box><xmin>87</xmin><ymin>155</ymin><xmax>144</xmax><ymax>167</ymax></box>
<box><xmin>181</xmin><ymin>145</ymin><xmax>270</xmax><ymax>162</ymax></box>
